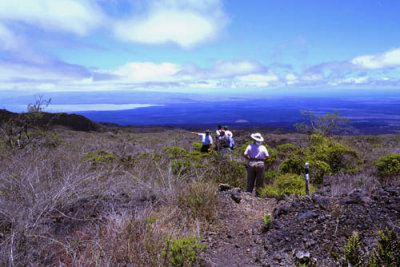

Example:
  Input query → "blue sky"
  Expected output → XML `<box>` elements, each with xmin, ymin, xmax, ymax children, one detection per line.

<box><xmin>0</xmin><ymin>0</ymin><xmax>400</xmax><ymax>97</ymax></box>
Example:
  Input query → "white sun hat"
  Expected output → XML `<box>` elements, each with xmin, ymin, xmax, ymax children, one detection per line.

<box><xmin>250</xmin><ymin>133</ymin><xmax>264</xmax><ymax>142</ymax></box>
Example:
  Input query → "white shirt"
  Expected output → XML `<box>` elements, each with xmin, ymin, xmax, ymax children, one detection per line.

<box><xmin>225</xmin><ymin>130</ymin><xmax>233</xmax><ymax>138</ymax></box>
<box><xmin>244</xmin><ymin>143</ymin><xmax>269</xmax><ymax>159</ymax></box>
<box><xmin>198</xmin><ymin>133</ymin><xmax>213</xmax><ymax>145</ymax></box>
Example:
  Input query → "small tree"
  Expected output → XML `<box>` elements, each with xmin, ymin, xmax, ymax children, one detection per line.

<box><xmin>295</xmin><ymin>110</ymin><xmax>350</xmax><ymax>136</ymax></box>
<box><xmin>27</xmin><ymin>95</ymin><xmax>51</xmax><ymax>113</ymax></box>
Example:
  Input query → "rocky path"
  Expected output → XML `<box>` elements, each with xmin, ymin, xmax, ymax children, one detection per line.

<box><xmin>201</xmin><ymin>185</ymin><xmax>400</xmax><ymax>266</ymax></box>
<box><xmin>202</xmin><ymin>185</ymin><xmax>277</xmax><ymax>267</ymax></box>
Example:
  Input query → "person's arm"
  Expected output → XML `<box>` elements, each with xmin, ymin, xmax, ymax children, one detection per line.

<box><xmin>263</xmin><ymin>147</ymin><xmax>270</xmax><ymax>162</ymax></box>
<box><xmin>243</xmin><ymin>145</ymin><xmax>250</xmax><ymax>159</ymax></box>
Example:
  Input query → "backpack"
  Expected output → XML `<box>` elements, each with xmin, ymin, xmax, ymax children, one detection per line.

<box><xmin>220</xmin><ymin>136</ymin><xmax>230</xmax><ymax>148</ymax></box>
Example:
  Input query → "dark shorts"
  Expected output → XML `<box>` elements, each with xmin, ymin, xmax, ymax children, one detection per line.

<box><xmin>201</xmin><ymin>144</ymin><xmax>211</xmax><ymax>152</ymax></box>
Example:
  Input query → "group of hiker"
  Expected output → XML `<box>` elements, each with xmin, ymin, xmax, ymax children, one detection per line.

<box><xmin>191</xmin><ymin>127</ymin><xmax>269</xmax><ymax>197</ymax></box>
<box><xmin>191</xmin><ymin>125</ymin><xmax>235</xmax><ymax>153</ymax></box>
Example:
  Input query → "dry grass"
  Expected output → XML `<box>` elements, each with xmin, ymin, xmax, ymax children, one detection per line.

<box><xmin>0</xmin><ymin>127</ymin><xmax>399</xmax><ymax>265</ymax></box>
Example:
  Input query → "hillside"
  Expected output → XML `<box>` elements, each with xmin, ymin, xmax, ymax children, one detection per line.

<box><xmin>0</xmin><ymin>109</ymin><xmax>101</xmax><ymax>132</ymax></box>
<box><xmin>0</xmin><ymin>116</ymin><xmax>399</xmax><ymax>266</ymax></box>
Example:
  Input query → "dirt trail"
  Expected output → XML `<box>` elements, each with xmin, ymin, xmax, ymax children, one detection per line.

<box><xmin>202</xmin><ymin>188</ymin><xmax>277</xmax><ymax>267</ymax></box>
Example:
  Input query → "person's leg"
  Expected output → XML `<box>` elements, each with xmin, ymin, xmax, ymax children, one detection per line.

<box><xmin>255</xmin><ymin>166</ymin><xmax>265</xmax><ymax>197</ymax></box>
<box><xmin>247</xmin><ymin>166</ymin><xmax>256</xmax><ymax>193</ymax></box>
<box><xmin>200</xmin><ymin>144</ymin><xmax>208</xmax><ymax>152</ymax></box>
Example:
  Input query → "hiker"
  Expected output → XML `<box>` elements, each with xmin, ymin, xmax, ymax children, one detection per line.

<box><xmin>219</xmin><ymin>130</ymin><xmax>231</xmax><ymax>155</ymax></box>
<box><xmin>191</xmin><ymin>130</ymin><xmax>213</xmax><ymax>152</ymax></box>
<box><xmin>243</xmin><ymin>133</ymin><xmax>269</xmax><ymax>196</ymax></box>
<box><xmin>224</xmin><ymin>125</ymin><xmax>235</xmax><ymax>150</ymax></box>
<box><xmin>215</xmin><ymin>125</ymin><xmax>223</xmax><ymax>151</ymax></box>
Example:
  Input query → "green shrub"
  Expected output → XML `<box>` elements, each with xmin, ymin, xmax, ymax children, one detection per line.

<box><xmin>276</xmin><ymin>143</ymin><xmax>300</xmax><ymax>154</ymax></box>
<box><xmin>162</xmin><ymin>237</ymin><xmax>207</xmax><ymax>267</ymax></box>
<box><xmin>279</xmin><ymin>135</ymin><xmax>360</xmax><ymax>184</ymax></box>
<box><xmin>264</xmin><ymin>171</ymin><xmax>277</xmax><ymax>184</ymax></box>
<box><xmin>368</xmin><ymin>228</ymin><xmax>400</xmax><ymax>267</ymax></box>
<box><xmin>170</xmin><ymin>159</ymin><xmax>192</xmax><ymax>176</ymax></box>
<box><xmin>307</xmin><ymin>159</ymin><xmax>331</xmax><ymax>184</ymax></box>
<box><xmin>177</xmin><ymin>182</ymin><xmax>217</xmax><ymax>222</ymax></box>
<box><xmin>185</xmin><ymin>151</ymin><xmax>208</xmax><ymax>161</ymax></box>
<box><xmin>207</xmin><ymin>156</ymin><xmax>247</xmax><ymax>189</ymax></box>
<box><xmin>342</xmin><ymin>231</ymin><xmax>363</xmax><ymax>267</ymax></box>
<box><xmin>265</xmin><ymin>148</ymin><xmax>278</xmax><ymax>169</ymax></box>
<box><xmin>192</xmin><ymin>142</ymin><xmax>203</xmax><ymax>151</ymax></box>
<box><xmin>310</xmin><ymin>134</ymin><xmax>360</xmax><ymax>174</ymax></box>
<box><xmin>166</xmin><ymin>146</ymin><xmax>188</xmax><ymax>158</ymax></box>
<box><xmin>259</xmin><ymin>173</ymin><xmax>315</xmax><ymax>200</ymax></box>
<box><xmin>83</xmin><ymin>149</ymin><xmax>116</xmax><ymax>165</ymax></box>
<box><xmin>263</xmin><ymin>213</ymin><xmax>272</xmax><ymax>231</ymax></box>
<box><xmin>279</xmin><ymin>152</ymin><xmax>306</xmax><ymax>175</ymax></box>
<box><xmin>376</xmin><ymin>154</ymin><xmax>400</xmax><ymax>177</ymax></box>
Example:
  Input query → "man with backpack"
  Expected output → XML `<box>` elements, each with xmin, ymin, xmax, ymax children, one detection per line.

<box><xmin>215</xmin><ymin>125</ymin><xmax>223</xmax><ymax>151</ymax></box>
<box><xmin>219</xmin><ymin>130</ymin><xmax>231</xmax><ymax>154</ymax></box>
<box><xmin>243</xmin><ymin>133</ymin><xmax>269</xmax><ymax>196</ymax></box>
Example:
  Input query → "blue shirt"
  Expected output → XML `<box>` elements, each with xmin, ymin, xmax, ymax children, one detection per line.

<box><xmin>199</xmin><ymin>133</ymin><xmax>213</xmax><ymax>145</ymax></box>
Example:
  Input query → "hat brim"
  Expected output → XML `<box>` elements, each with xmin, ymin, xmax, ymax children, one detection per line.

<box><xmin>251</xmin><ymin>133</ymin><xmax>264</xmax><ymax>142</ymax></box>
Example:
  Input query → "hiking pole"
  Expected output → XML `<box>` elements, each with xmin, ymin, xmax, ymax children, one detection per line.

<box><xmin>305</xmin><ymin>162</ymin><xmax>310</xmax><ymax>195</ymax></box>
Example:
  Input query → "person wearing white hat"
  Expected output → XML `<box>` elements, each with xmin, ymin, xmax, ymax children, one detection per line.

<box><xmin>243</xmin><ymin>133</ymin><xmax>269</xmax><ymax>196</ymax></box>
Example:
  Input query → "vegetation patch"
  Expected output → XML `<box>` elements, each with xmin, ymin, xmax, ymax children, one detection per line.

<box><xmin>162</xmin><ymin>237</ymin><xmax>207</xmax><ymax>267</ymax></box>
<box><xmin>376</xmin><ymin>154</ymin><xmax>400</xmax><ymax>178</ymax></box>
<box><xmin>83</xmin><ymin>149</ymin><xmax>117</xmax><ymax>165</ymax></box>
<box><xmin>177</xmin><ymin>182</ymin><xmax>218</xmax><ymax>223</ymax></box>
<box><xmin>259</xmin><ymin>173</ymin><xmax>315</xmax><ymax>200</ymax></box>
<box><xmin>279</xmin><ymin>134</ymin><xmax>360</xmax><ymax>184</ymax></box>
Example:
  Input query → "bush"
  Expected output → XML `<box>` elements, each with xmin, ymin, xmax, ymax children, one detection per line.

<box><xmin>263</xmin><ymin>213</ymin><xmax>272</xmax><ymax>231</ymax></box>
<box><xmin>368</xmin><ymin>228</ymin><xmax>400</xmax><ymax>267</ymax></box>
<box><xmin>265</xmin><ymin>148</ymin><xmax>278</xmax><ymax>169</ymax></box>
<box><xmin>259</xmin><ymin>173</ymin><xmax>315</xmax><ymax>200</ymax></box>
<box><xmin>192</xmin><ymin>142</ymin><xmax>203</xmax><ymax>152</ymax></box>
<box><xmin>162</xmin><ymin>237</ymin><xmax>207</xmax><ymax>267</ymax></box>
<box><xmin>185</xmin><ymin>151</ymin><xmax>209</xmax><ymax>161</ymax></box>
<box><xmin>279</xmin><ymin>152</ymin><xmax>306</xmax><ymax>175</ymax></box>
<box><xmin>279</xmin><ymin>135</ymin><xmax>360</xmax><ymax>184</ymax></box>
<box><xmin>276</xmin><ymin>143</ymin><xmax>300</xmax><ymax>154</ymax></box>
<box><xmin>166</xmin><ymin>146</ymin><xmax>188</xmax><ymax>158</ymax></box>
<box><xmin>83</xmin><ymin>149</ymin><xmax>116</xmax><ymax>165</ymax></box>
<box><xmin>207</xmin><ymin>155</ymin><xmax>247</xmax><ymax>189</ymax></box>
<box><xmin>342</xmin><ymin>231</ymin><xmax>363</xmax><ymax>267</ymax></box>
<box><xmin>177</xmin><ymin>182</ymin><xmax>218</xmax><ymax>222</ymax></box>
<box><xmin>170</xmin><ymin>159</ymin><xmax>192</xmax><ymax>176</ymax></box>
<box><xmin>307</xmin><ymin>159</ymin><xmax>331</xmax><ymax>184</ymax></box>
<box><xmin>264</xmin><ymin>171</ymin><xmax>277</xmax><ymax>184</ymax></box>
<box><xmin>376</xmin><ymin>154</ymin><xmax>400</xmax><ymax>177</ymax></box>
<box><xmin>310</xmin><ymin>134</ymin><xmax>360</xmax><ymax>174</ymax></box>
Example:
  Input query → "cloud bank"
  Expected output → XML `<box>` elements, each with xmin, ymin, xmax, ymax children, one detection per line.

<box><xmin>1</xmin><ymin>47</ymin><xmax>400</xmax><ymax>92</ymax></box>
<box><xmin>0</xmin><ymin>1</ymin><xmax>398</xmax><ymax>93</ymax></box>
<box><xmin>0</xmin><ymin>0</ymin><xmax>228</xmax><ymax>48</ymax></box>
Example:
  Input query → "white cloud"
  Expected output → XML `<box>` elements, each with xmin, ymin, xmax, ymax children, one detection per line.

<box><xmin>113</xmin><ymin>0</ymin><xmax>228</xmax><ymax>48</ymax></box>
<box><xmin>285</xmin><ymin>73</ymin><xmax>298</xmax><ymax>85</ymax></box>
<box><xmin>234</xmin><ymin>73</ymin><xmax>279</xmax><ymax>87</ymax></box>
<box><xmin>0</xmin><ymin>0</ymin><xmax>105</xmax><ymax>35</ymax></box>
<box><xmin>302</xmin><ymin>73</ymin><xmax>323</xmax><ymax>81</ymax></box>
<box><xmin>0</xmin><ymin>23</ymin><xmax>21</xmax><ymax>50</ymax></box>
<box><xmin>107</xmin><ymin>62</ymin><xmax>181</xmax><ymax>82</ymax></box>
<box><xmin>351</xmin><ymin>48</ymin><xmax>400</xmax><ymax>69</ymax></box>
<box><xmin>285</xmin><ymin>73</ymin><xmax>297</xmax><ymax>81</ymax></box>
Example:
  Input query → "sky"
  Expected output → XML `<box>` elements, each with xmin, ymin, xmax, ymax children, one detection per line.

<box><xmin>0</xmin><ymin>0</ymin><xmax>400</xmax><ymax>98</ymax></box>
